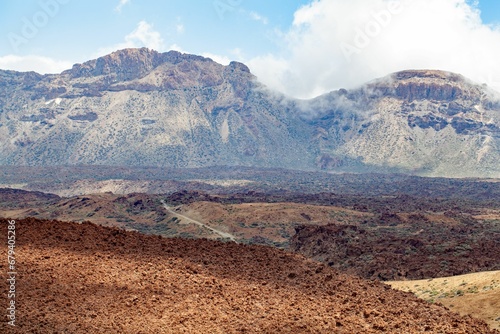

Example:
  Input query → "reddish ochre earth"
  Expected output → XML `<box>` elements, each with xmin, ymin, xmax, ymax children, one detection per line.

<box><xmin>0</xmin><ymin>218</ymin><xmax>497</xmax><ymax>333</ymax></box>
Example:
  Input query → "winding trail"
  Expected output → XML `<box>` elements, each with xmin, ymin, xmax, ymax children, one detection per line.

<box><xmin>160</xmin><ymin>200</ymin><xmax>236</xmax><ymax>241</ymax></box>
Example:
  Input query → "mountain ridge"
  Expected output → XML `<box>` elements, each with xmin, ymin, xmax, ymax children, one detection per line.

<box><xmin>0</xmin><ymin>48</ymin><xmax>499</xmax><ymax>177</ymax></box>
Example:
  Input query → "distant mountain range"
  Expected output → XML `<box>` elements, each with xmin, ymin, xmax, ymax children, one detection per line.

<box><xmin>0</xmin><ymin>48</ymin><xmax>499</xmax><ymax>177</ymax></box>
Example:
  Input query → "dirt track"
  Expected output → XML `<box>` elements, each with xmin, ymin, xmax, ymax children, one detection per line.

<box><xmin>0</xmin><ymin>218</ymin><xmax>497</xmax><ymax>333</ymax></box>
<box><xmin>160</xmin><ymin>200</ymin><xmax>236</xmax><ymax>241</ymax></box>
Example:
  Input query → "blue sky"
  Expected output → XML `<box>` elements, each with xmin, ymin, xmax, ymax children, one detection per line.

<box><xmin>1</xmin><ymin>0</ymin><xmax>500</xmax><ymax>98</ymax></box>
<box><xmin>0</xmin><ymin>0</ymin><xmax>310</xmax><ymax>65</ymax></box>
<box><xmin>478</xmin><ymin>0</ymin><xmax>500</xmax><ymax>23</ymax></box>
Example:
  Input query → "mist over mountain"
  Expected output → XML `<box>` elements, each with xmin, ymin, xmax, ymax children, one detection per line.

<box><xmin>0</xmin><ymin>48</ymin><xmax>499</xmax><ymax>177</ymax></box>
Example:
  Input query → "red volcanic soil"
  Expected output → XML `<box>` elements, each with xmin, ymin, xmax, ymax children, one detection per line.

<box><xmin>0</xmin><ymin>218</ymin><xmax>497</xmax><ymax>333</ymax></box>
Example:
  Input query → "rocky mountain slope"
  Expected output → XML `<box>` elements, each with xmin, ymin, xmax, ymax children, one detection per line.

<box><xmin>306</xmin><ymin>70</ymin><xmax>500</xmax><ymax>177</ymax></box>
<box><xmin>1</xmin><ymin>217</ymin><xmax>497</xmax><ymax>333</ymax></box>
<box><xmin>0</xmin><ymin>48</ymin><xmax>499</xmax><ymax>177</ymax></box>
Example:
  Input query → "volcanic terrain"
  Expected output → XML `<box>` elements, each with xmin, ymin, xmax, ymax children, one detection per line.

<box><xmin>1</xmin><ymin>217</ymin><xmax>497</xmax><ymax>333</ymax></box>
<box><xmin>1</xmin><ymin>169</ymin><xmax>499</xmax><ymax>330</ymax></box>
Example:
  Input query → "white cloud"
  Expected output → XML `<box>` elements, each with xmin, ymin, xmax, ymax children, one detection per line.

<box><xmin>201</xmin><ymin>52</ymin><xmax>231</xmax><ymax>65</ymax></box>
<box><xmin>125</xmin><ymin>21</ymin><xmax>165</xmax><ymax>50</ymax></box>
<box><xmin>201</xmin><ymin>48</ymin><xmax>245</xmax><ymax>66</ymax></box>
<box><xmin>247</xmin><ymin>55</ymin><xmax>289</xmax><ymax>93</ymax></box>
<box><xmin>0</xmin><ymin>55</ymin><xmax>73</xmax><ymax>74</ymax></box>
<box><xmin>94</xmin><ymin>21</ymin><xmax>166</xmax><ymax>57</ymax></box>
<box><xmin>169</xmin><ymin>44</ymin><xmax>185</xmax><ymax>53</ymax></box>
<box><xmin>249</xmin><ymin>11</ymin><xmax>269</xmax><ymax>25</ymax></box>
<box><xmin>174</xmin><ymin>17</ymin><xmax>185</xmax><ymax>34</ymax></box>
<box><xmin>248</xmin><ymin>0</ymin><xmax>500</xmax><ymax>98</ymax></box>
<box><xmin>115</xmin><ymin>0</ymin><xmax>130</xmax><ymax>13</ymax></box>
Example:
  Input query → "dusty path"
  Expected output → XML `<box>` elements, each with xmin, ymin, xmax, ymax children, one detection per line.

<box><xmin>161</xmin><ymin>200</ymin><xmax>236</xmax><ymax>241</ymax></box>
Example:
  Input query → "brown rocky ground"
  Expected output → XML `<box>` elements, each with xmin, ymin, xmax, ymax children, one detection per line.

<box><xmin>0</xmin><ymin>188</ymin><xmax>60</xmax><ymax>209</ymax></box>
<box><xmin>175</xmin><ymin>201</ymin><xmax>371</xmax><ymax>247</ymax></box>
<box><xmin>0</xmin><ymin>190</ymin><xmax>160</xmax><ymax>227</ymax></box>
<box><xmin>2</xmin><ymin>189</ymin><xmax>499</xmax><ymax>280</ymax></box>
<box><xmin>290</xmin><ymin>219</ymin><xmax>500</xmax><ymax>281</ymax></box>
<box><xmin>1</xmin><ymin>217</ymin><xmax>497</xmax><ymax>333</ymax></box>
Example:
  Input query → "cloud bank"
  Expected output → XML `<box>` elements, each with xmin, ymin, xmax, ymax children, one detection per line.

<box><xmin>248</xmin><ymin>0</ymin><xmax>500</xmax><ymax>99</ymax></box>
<box><xmin>0</xmin><ymin>55</ymin><xmax>73</xmax><ymax>74</ymax></box>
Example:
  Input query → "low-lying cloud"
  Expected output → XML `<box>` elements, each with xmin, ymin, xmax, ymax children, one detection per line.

<box><xmin>248</xmin><ymin>0</ymin><xmax>500</xmax><ymax>99</ymax></box>
<box><xmin>0</xmin><ymin>55</ymin><xmax>73</xmax><ymax>74</ymax></box>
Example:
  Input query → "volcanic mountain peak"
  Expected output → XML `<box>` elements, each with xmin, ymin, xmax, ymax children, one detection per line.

<box><xmin>392</xmin><ymin>69</ymin><xmax>465</xmax><ymax>82</ymax></box>
<box><xmin>62</xmin><ymin>48</ymin><xmax>219</xmax><ymax>81</ymax></box>
<box><xmin>0</xmin><ymin>48</ymin><xmax>499</xmax><ymax>177</ymax></box>
<box><xmin>362</xmin><ymin>69</ymin><xmax>491</xmax><ymax>103</ymax></box>
<box><xmin>55</xmin><ymin>48</ymin><xmax>256</xmax><ymax>94</ymax></box>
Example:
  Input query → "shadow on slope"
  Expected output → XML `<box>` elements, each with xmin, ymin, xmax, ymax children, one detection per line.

<box><xmin>0</xmin><ymin>218</ymin><xmax>497</xmax><ymax>333</ymax></box>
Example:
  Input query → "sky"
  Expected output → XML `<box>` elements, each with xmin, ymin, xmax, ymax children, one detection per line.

<box><xmin>1</xmin><ymin>0</ymin><xmax>500</xmax><ymax>99</ymax></box>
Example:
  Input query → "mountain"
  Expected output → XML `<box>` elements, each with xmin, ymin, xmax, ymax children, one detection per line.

<box><xmin>0</xmin><ymin>48</ymin><xmax>499</xmax><ymax>177</ymax></box>
<box><xmin>0</xmin><ymin>48</ymin><xmax>311</xmax><ymax>169</ymax></box>
<box><xmin>304</xmin><ymin>70</ymin><xmax>500</xmax><ymax>177</ymax></box>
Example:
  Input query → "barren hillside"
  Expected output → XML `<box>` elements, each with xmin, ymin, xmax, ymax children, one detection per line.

<box><xmin>0</xmin><ymin>218</ymin><xmax>497</xmax><ymax>333</ymax></box>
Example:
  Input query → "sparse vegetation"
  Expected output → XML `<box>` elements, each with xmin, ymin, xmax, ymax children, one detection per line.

<box><xmin>387</xmin><ymin>271</ymin><xmax>500</xmax><ymax>331</ymax></box>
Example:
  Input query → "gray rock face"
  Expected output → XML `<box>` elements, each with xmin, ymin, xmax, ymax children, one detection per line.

<box><xmin>303</xmin><ymin>70</ymin><xmax>500</xmax><ymax>177</ymax></box>
<box><xmin>0</xmin><ymin>49</ymin><xmax>499</xmax><ymax>177</ymax></box>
